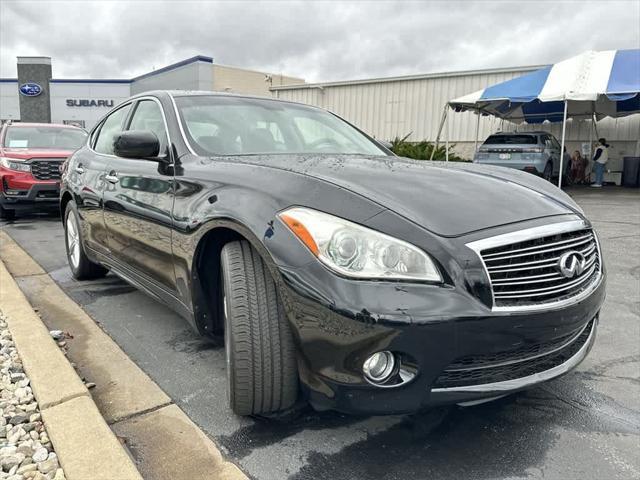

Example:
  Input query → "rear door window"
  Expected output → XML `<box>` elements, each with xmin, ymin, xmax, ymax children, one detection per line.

<box><xmin>484</xmin><ymin>135</ymin><xmax>537</xmax><ymax>145</ymax></box>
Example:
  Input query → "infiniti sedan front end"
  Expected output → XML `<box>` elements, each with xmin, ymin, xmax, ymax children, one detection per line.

<box><xmin>60</xmin><ymin>91</ymin><xmax>605</xmax><ymax>416</ymax></box>
<box><xmin>277</xmin><ymin>211</ymin><xmax>604</xmax><ymax>414</ymax></box>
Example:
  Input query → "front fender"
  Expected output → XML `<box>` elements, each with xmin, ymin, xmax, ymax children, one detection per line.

<box><xmin>169</xmin><ymin>159</ymin><xmax>385</xmax><ymax>332</ymax></box>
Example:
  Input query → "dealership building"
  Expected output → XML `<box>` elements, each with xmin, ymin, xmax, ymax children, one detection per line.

<box><xmin>2</xmin><ymin>55</ymin><xmax>638</xmax><ymax>164</ymax></box>
<box><xmin>0</xmin><ymin>55</ymin><xmax>303</xmax><ymax>129</ymax></box>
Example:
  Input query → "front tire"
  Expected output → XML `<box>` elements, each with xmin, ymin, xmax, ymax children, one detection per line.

<box><xmin>220</xmin><ymin>240</ymin><xmax>298</xmax><ymax>416</ymax></box>
<box><xmin>64</xmin><ymin>201</ymin><xmax>108</xmax><ymax>280</ymax></box>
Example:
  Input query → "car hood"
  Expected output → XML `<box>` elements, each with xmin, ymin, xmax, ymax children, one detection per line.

<box><xmin>0</xmin><ymin>148</ymin><xmax>74</xmax><ymax>159</ymax></box>
<box><xmin>221</xmin><ymin>154</ymin><xmax>582</xmax><ymax>237</ymax></box>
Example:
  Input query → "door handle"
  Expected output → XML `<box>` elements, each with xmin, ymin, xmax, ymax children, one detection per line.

<box><xmin>105</xmin><ymin>173</ymin><xmax>119</xmax><ymax>184</ymax></box>
<box><xmin>74</xmin><ymin>165</ymin><xmax>85</xmax><ymax>174</ymax></box>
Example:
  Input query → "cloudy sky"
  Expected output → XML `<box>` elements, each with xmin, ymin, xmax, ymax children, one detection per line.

<box><xmin>1</xmin><ymin>0</ymin><xmax>638</xmax><ymax>82</ymax></box>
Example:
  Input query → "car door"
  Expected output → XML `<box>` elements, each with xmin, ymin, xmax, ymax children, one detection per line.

<box><xmin>102</xmin><ymin>97</ymin><xmax>177</xmax><ymax>292</ymax></box>
<box><xmin>71</xmin><ymin>102</ymin><xmax>132</xmax><ymax>255</ymax></box>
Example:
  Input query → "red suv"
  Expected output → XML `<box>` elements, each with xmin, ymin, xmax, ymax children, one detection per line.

<box><xmin>0</xmin><ymin>122</ymin><xmax>87</xmax><ymax>220</ymax></box>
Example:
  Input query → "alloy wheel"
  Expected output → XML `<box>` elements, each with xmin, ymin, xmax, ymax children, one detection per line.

<box><xmin>66</xmin><ymin>214</ymin><xmax>80</xmax><ymax>269</ymax></box>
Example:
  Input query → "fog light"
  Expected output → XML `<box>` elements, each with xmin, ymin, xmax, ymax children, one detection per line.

<box><xmin>363</xmin><ymin>351</ymin><xmax>395</xmax><ymax>384</ymax></box>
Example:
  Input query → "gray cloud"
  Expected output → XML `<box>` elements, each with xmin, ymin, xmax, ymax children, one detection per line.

<box><xmin>1</xmin><ymin>0</ymin><xmax>638</xmax><ymax>82</ymax></box>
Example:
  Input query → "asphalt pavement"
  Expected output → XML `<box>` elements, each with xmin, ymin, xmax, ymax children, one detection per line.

<box><xmin>2</xmin><ymin>187</ymin><xmax>639</xmax><ymax>480</ymax></box>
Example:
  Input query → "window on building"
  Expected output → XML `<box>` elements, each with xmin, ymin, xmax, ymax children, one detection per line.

<box><xmin>128</xmin><ymin>100</ymin><xmax>168</xmax><ymax>155</ymax></box>
<box><xmin>93</xmin><ymin>104</ymin><xmax>131</xmax><ymax>155</ymax></box>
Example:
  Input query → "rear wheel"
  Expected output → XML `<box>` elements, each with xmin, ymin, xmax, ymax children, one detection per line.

<box><xmin>64</xmin><ymin>201</ymin><xmax>108</xmax><ymax>280</ymax></box>
<box><xmin>543</xmin><ymin>162</ymin><xmax>553</xmax><ymax>182</ymax></box>
<box><xmin>220</xmin><ymin>240</ymin><xmax>298</xmax><ymax>416</ymax></box>
<box><xmin>0</xmin><ymin>205</ymin><xmax>16</xmax><ymax>220</ymax></box>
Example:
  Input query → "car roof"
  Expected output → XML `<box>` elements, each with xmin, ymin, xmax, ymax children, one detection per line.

<box><xmin>4</xmin><ymin>122</ymin><xmax>84</xmax><ymax>130</ymax></box>
<box><xmin>490</xmin><ymin>131</ymin><xmax>549</xmax><ymax>136</ymax></box>
<box><xmin>132</xmin><ymin>89</ymin><xmax>321</xmax><ymax>110</ymax></box>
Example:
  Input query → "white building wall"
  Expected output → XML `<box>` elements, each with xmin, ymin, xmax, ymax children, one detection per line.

<box><xmin>272</xmin><ymin>67</ymin><xmax>640</xmax><ymax>159</ymax></box>
<box><xmin>0</xmin><ymin>82</ymin><xmax>20</xmax><ymax>121</ymax></box>
<box><xmin>212</xmin><ymin>64</ymin><xmax>304</xmax><ymax>96</ymax></box>
<box><xmin>131</xmin><ymin>62</ymin><xmax>212</xmax><ymax>95</ymax></box>
<box><xmin>50</xmin><ymin>82</ymin><xmax>131</xmax><ymax>129</ymax></box>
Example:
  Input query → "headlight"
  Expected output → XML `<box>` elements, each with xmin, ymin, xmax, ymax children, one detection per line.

<box><xmin>278</xmin><ymin>207</ymin><xmax>442</xmax><ymax>282</ymax></box>
<box><xmin>0</xmin><ymin>157</ymin><xmax>31</xmax><ymax>172</ymax></box>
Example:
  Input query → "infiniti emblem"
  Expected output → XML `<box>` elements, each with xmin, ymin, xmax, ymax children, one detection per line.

<box><xmin>557</xmin><ymin>251</ymin><xmax>586</xmax><ymax>278</ymax></box>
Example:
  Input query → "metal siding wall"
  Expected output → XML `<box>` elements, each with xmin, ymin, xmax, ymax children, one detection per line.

<box><xmin>274</xmin><ymin>70</ymin><xmax>527</xmax><ymax>141</ymax></box>
<box><xmin>275</xmin><ymin>70</ymin><xmax>640</xmax><ymax>147</ymax></box>
<box><xmin>278</xmin><ymin>70</ymin><xmax>612</xmax><ymax>146</ymax></box>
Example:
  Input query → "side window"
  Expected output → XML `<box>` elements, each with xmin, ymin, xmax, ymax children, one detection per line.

<box><xmin>93</xmin><ymin>104</ymin><xmax>131</xmax><ymax>155</ymax></box>
<box><xmin>128</xmin><ymin>100</ymin><xmax>169</xmax><ymax>154</ymax></box>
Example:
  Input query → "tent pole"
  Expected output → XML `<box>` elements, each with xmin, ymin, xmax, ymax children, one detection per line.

<box><xmin>445</xmin><ymin>104</ymin><xmax>450</xmax><ymax>162</ymax></box>
<box><xmin>588</xmin><ymin>112</ymin><xmax>594</xmax><ymax>183</ymax></box>
<box><xmin>473</xmin><ymin>108</ymin><xmax>481</xmax><ymax>156</ymax></box>
<box><xmin>430</xmin><ymin>105</ymin><xmax>448</xmax><ymax>161</ymax></box>
<box><xmin>558</xmin><ymin>100</ymin><xmax>568</xmax><ymax>189</ymax></box>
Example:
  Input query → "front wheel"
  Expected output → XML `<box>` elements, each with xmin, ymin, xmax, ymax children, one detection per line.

<box><xmin>64</xmin><ymin>201</ymin><xmax>108</xmax><ymax>280</ymax></box>
<box><xmin>220</xmin><ymin>240</ymin><xmax>298</xmax><ymax>416</ymax></box>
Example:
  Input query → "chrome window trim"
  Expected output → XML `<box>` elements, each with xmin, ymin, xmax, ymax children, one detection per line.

<box><xmin>431</xmin><ymin>318</ymin><xmax>597</xmax><ymax>393</ymax></box>
<box><xmin>466</xmin><ymin>219</ymin><xmax>602</xmax><ymax>313</ymax></box>
<box><xmin>168</xmin><ymin>92</ymin><xmax>197</xmax><ymax>156</ymax></box>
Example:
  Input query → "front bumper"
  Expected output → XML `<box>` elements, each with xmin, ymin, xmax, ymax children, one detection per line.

<box><xmin>279</xmin><ymin>259</ymin><xmax>605</xmax><ymax>415</ymax></box>
<box><xmin>0</xmin><ymin>170</ymin><xmax>60</xmax><ymax>211</ymax></box>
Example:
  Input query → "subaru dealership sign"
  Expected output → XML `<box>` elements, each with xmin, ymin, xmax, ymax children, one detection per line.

<box><xmin>19</xmin><ymin>83</ymin><xmax>43</xmax><ymax>97</ymax></box>
<box><xmin>66</xmin><ymin>99</ymin><xmax>115</xmax><ymax>107</ymax></box>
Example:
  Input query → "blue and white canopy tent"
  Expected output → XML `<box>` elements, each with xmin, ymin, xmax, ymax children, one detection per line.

<box><xmin>434</xmin><ymin>49</ymin><xmax>640</xmax><ymax>187</ymax></box>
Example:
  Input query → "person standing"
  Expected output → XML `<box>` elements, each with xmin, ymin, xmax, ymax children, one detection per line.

<box><xmin>591</xmin><ymin>138</ymin><xmax>609</xmax><ymax>187</ymax></box>
<box><xmin>571</xmin><ymin>150</ymin><xmax>586</xmax><ymax>184</ymax></box>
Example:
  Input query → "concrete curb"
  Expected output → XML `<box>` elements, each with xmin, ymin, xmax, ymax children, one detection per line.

<box><xmin>1</xmin><ymin>229</ymin><xmax>249</xmax><ymax>480</ymax></box>
<box><xmin>0</xmin><ymin>260</ymin><xmax>143</xmax><ymax>480</ymax></box>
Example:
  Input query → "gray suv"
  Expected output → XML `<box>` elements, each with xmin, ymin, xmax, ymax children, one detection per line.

<box><xmin>473</xmin><ymin>132</ymin><xmax>564</xmax><ymax>182</ymax></box>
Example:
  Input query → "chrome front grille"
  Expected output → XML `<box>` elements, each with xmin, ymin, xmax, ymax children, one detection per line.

<box><xmin>468</xmin><ymin>221</ymin><xmax>602</xmax><ymax>310</ymax></box>
<box><xmin>30</xmin><ymin>159</ymin><xmax>63</xmax><ymax>181</ymax></box>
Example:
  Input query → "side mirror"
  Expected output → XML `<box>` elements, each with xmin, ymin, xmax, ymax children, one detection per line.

<box><xmin>113</xmin><ymin>130</ymin><xmax>160</xmax><ymax>159</ymax></box>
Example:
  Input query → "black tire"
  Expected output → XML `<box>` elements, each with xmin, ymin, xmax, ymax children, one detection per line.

<box><xmin>220</xmin><ymin>240</ymin><xmax>298</xmax><ymax>416</ymax></box>
<box><xmin>543</xmin><ymin>162</ymin><xmax>553</xmax><ymax>182</ymax></box>
<box><xmin>0</xmin><ymin>205</ymin><xmax>16</xmax><ymax>220</ymax></box>
<box><xmin>64</xmin><ymin>201</ymin><xmax>108</xmax><ymax>280</ymax></box>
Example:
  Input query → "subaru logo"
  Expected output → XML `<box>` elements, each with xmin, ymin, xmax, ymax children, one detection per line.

<box><xmin>19</xmin><ymin>83</ymin><xmax>43</xmax><ymax>97</ymax></box>
<box><xmin>557</xmin><ymin>251</ymin><xmax>586</xmax><ymax>278</ymax></box>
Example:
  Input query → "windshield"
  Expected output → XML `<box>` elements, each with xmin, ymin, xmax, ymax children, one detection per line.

<box><xmin>175</xmin><ymin>95</ymin><xmax>387</xmax><ymax>156</ymax></box>
<box><xmin>3</xmin><ymin>126</ymin><xmax>87</xmax><ymax>150</ymax></box>
<box><xmin>484</xmin><ymin>134</ymin><xmax>538</xmax><ymax>145</ymax></box>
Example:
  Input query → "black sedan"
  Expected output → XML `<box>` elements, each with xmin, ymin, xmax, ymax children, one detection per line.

<box><xmin>60</xmin><ymin>91</ymin><xmax>605</xmax><ymax>416</ymax></box>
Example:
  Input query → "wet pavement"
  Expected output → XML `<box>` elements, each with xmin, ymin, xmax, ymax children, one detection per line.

<box><xmin>2</xmin><ymin>187</ymin><xmax>639</xmax><ymax>480</ymax></box>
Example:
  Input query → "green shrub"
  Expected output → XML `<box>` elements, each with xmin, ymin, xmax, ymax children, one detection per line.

<box><xmin>389</xmin><ymin>134</ymin><xmax>468</xmax><ymax>162</ymax></box>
